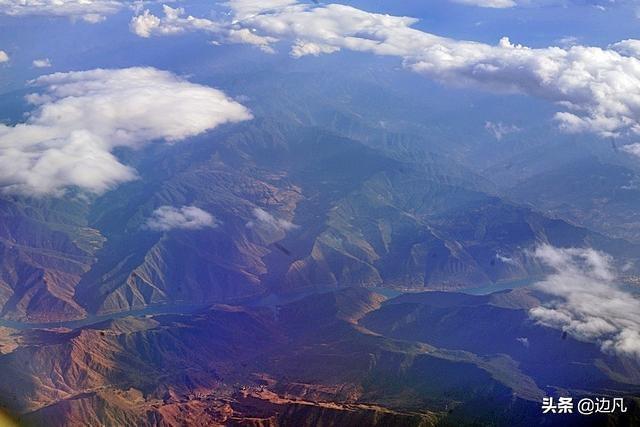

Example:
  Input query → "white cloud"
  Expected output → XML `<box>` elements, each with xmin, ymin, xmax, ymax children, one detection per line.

<box><xmin>229</xmin><ymin>0</ymin><xmax>298</xmax><ymax>20</ymax></box>
<box><xmin>246</xmin><ymin>207</ymin><xmax>298</xmax><ymax>233</ymax></box>
<box><xmin>557</xmin><ymin>35</ymin><xmax>580</xmax><ymax>47</ymax></box>
<box><xmin>610</xmin><ymin>39</ymin><xmax>640</xmax><ymax>58</ymax></box>
<box><xmin>0</xmin><ymin>0</ymin><xmax>126</xmax><ymax>22</ymax></box>
<box><xmin>130</xmin><ymin>5</ymin><xmax>222</xmax><ymax>37</ymax></box>
<box><xmin>621</xmin><ymin>142</ymin><xmax>640</xmax><ymax>157</ymax></box>
<box><xmin>32</xmin><ymin>58</ymin><xmax>52</xmax><ymax>68</ymax></box>
<box><xmin>130</xmin><ymin>5</ymin><xmax>276</xmax><ymax>51</ymax></box>
<box><xmin>130</xmin><ymin>8</ymin><xmax>162</xmax><ymax>37</ymax></box>
<box><xmin>133</xmin><ymin>1</ymin><xmax>640</xmax><ymax>139</ymax></box>
<box><xmin>0</xmin><ymin>50</ymin><xmax>9</xmax><ymax>63</ymax></box>
<box><xmin>0</xmin><ymin>67</ymin><xmax>252</xmax><ymax>196</ymax></box>
<box><xmin>529</xmin><ymin>244</ymin><xmax>640</xmax><ymax>360</ymax></box>
<box><xmin>146</xmin><ymin>205</ymin><xmax>217</xmax><ymax>231</ymax></box>
<box><xmin>82</xmin><ymin>12</ymin><xmax>106</xmax><ymax>23</ymax></box>
<box><xmin>496</xmin><ymin>252</ymin><xmax>519</xmax><ymax>265</ymax></box>
<box><xmin>290</xmin><ymin>40</ymin><xmax>340</xmax><ymax>58</ymax></box>
<box><xmin>450</xmin><ymin>0</ymin><xmax>516</xmax><ymax>8</ymax></box>
<box><xmin>485</xmin><ymin>121</ymin><xmax>521</xmax><ymax>140</ymax></box>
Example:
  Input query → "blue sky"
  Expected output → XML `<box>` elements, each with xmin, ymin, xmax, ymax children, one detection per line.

<box><xmin>354</xmin><ymin>0</ymin><xmax>640</xmax><ymax>46</ymax></box>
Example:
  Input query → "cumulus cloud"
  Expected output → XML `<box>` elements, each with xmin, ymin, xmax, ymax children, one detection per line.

<box><xmin>246</xmin><ymin>207</ymin><xmax>298</xmax><ymax>233</ymax></box>
<box><xmin>0</xmin><ymin>0</ymin><xmax>126</xmax><ymax>22</ymax></box>
<box><xmin>0</xmin><ymin>67</ymin><xmax>251</xmax><ymax>196</ymax></box>
<box><xmin>529</xmin><ymin>244</ymin><xmax>640</xmax><ymax>360</ymax></box>
<box><xmin>0</xmin><ymin>50</ymin><xmax>9</xmax><ymax>63</ymax></box>
<box><xmin>146</xmin><ymin>205</ymin><xmax>217</xmax><ymax>231</ymax></box>
<box><xmin>0</xmin><ymin>0</ymin><xmax>171</xmax><ymax>22</ymax></box>
<box><xmin>130</xmin><ymin>5</ymin><xmax>222</xmax><ymax>37</ymax></box>
<box><xmin>485</xmin><ymin>121</ymin><xmax>521</xmax><ymax>140</ymax></box>
<box><xmin>130</xmin><ymin>5</ymin><xmax>276</xmax><ymax>51</ymax></box>
<box><xmin>229</xmin><ymin>0</ymin><xmax>298</xmax><ymax>19</ymax></box>
<box><xmin>32</xmin><ymin>58</ymin><xmax>52</xmax><ymax>68</ymax></box>
<box><xmin>610</xmin><ymin>39</ymin><xmax>640</xmax><ymax>58</ymax></box>
<box><xmin>133</xmin><ymin>1</ymin><xmax>640</xmax><ymax>139</ymax></box>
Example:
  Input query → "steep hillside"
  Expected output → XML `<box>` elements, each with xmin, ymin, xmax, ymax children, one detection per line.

<box><xmin>1</xmin><ymin>288</ymin><xmax>637</xmax><ymax>426</ymax></box>
<box><xmin>0</xmin><ymin>197</ymin><xmax>101</xmax><ymax>322</ymax></box>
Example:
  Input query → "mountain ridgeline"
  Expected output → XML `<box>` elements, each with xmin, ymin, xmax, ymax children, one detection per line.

<box><xmin>0</xmin><ymin>62</ymin><xmax>639</xmax><ymax>427</ymax></box>
<box><xmin>0</xmin><ymin>288</ymin><xmax>637</xmax><ymax>426</ymax></box>
<box><xmin>0</xmin><ymin>113</ymin><xmax>638</xmax><ymax>321</ymax></box>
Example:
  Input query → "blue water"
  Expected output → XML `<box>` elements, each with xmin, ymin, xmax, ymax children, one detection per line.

<box><xmin>0</xmin><ymin>303</ymin><xmax>208</xmax><ymax>331</ymax></box>
<box><xmin>462</xmin><ymin>277</ymin><xmax>538</xmax><ymax>295</ymax></box>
